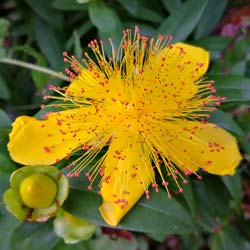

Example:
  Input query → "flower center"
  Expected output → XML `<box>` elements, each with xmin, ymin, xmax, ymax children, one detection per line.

<box><xmin>20</xmin><ymin>172</ymin><xmax>57</xmax><ymax>209</ymax></box>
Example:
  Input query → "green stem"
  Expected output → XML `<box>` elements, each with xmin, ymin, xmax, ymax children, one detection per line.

<box><xmin>0</xmin><ymin>58</ymin><xmax>69</xmax><ymax>81</ymax></box>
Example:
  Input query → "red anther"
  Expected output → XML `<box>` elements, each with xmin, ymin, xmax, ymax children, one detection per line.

<box><xmin>179</xmin><ymin>188</ymin><xmax>184</xmax><ymax>193</ymax></box>
<box><xmin>49</xmin><ymin>84</ymin><xmax>55</xmax><ymax>90</ymax></box>
<box><xmin>43</xmin><ymin>96</ymin><xmax>49</xmax><ymax>100</ymax></box>
<box><xmin>44</xmin><ymin>146</ymin><xmax>50</xmax><ymax>153</ymax></box>
<box><xmin>168</xmin><ymin>193</ymin><xmax>172</xmax><ymax>199</ymax></box>
<box><xmin>66</xmin><ymin>173</ymin><xmax>72</xmax><ymax>177</ymax></box>
<box><xmin>205</xmin><ymin>160</ymin><xmax>212</xmax><ymax>165</ymax></box>
<box><xmin>74</xmin><ymin>172</ymin><xmax>79</xmax><ymax>177</ymax></box>
<box><xmin>40</xmin><ymin>104</ymin><xmax>46</xmax><ymax>109</ymax></box>
<box><xmin>183</xmin><ymin>179</ymin><xmax>188</xmax><ymax>184</ymax></box>
<box><xmin>62</xmin><ymin>52</ymin><xmax>68</xmax><ymax>56</ymax></box>
<box><xmin>88</xmin><ymin>185</ymin><xmax>92</xmax><ymax>190</ymax></box>
<box><xmin>162</xmin><ymin>181</ymin><xmax>169</xmax><ymax>187</ymax></box>
<box><xmin>85</xmin><ymin>172</ymin><xmax>90</xmax><ymax>177</ymax></box>
<box><xmin>197</xmin><ymin>175</ymin><xmax>203</xmax><ymax>180</ymax></box>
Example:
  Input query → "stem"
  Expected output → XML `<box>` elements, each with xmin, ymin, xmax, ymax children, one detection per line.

<box><xmin>0</xmin><ymin>58</ymin><xmax>69</xmax><ymax>81</ymax></box>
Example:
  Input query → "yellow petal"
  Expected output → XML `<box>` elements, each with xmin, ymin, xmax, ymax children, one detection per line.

<box><xmin>135</xmin><ymin>42</ymin><xmax>210</xmax><ymax>111</ymax></box>
<box><xmin>8</xmin><ymin>107</ymin><xmax>105</xmax><ymax>165</ymax></box>
<box><xmin>155</xmin><ymin>121</ymin><xmax>242</xmax><ymax>175</ymax></box>
<box><xmin>99</xmin><ymin>131</ymin><xmax>154</xmax><ymax>226</ymax></box>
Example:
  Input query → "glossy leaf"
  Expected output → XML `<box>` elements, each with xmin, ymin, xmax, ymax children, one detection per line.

<box><xmin>52</xmin><ymin>0</ymin><xmax>88</xmax><ymax>10</ymax></box>
<box><xmin>210</xmin><ymin>225</ymin><xmax>246</xmax><ymax>250</ymax></box>
<box><xmin>210</xmin><ymin>74</ymin><xmax>250</xmax><ymax>103</ymax></box>
<box><xmin>194</xmin><ymin>176</ymin><xmax>230</xmax><ymax>231</ymax></box>
<box><xmin>208</xmin><ymin>109</ymin><xmax>244</xmax><ymax>137</ymax></box>
<box><xmin>88</xmin><ymin>0</ymin><xmax>121</xmax><ymax>34</ymax></box>
<box><xmin>133</xmin><ymin>7</ymin><xmax>164</xmax><ymax>23</ymax></box>
<box><xmin>194</xmin><ymin>0</ymin><xmax>228</xmax><ymax>39</ymax></box>
<box><xmin>24</xmin><ymin>0</ymin><xmax>63</xmax><ymax>29</ymax></box>
<box><xmin>63</xmin><ymin>187</ymin><xmax>197</xmax><ymax>234</ymax></box>
<box><xmin>35</xmin><ymin>17</ymin><xmax>63</xmax><ymax>70</ymax></box>
<box><xmin>12</xmin><ymin>46</ymin><xmax>49</xmax><ymax>90</ymax></box>
<box><xmin>117</xmin><ymin>0</ymin><xmax>138</xmax><ymax>15</ymax></box>
<box><xmin>158</xmin><ymin>0</ymin><xmax>208</xmax><ymax>42</ymax></box>
<box><xmin>160</xmin><ymin>0</ymin><xmax>182</xmax><ymax>13</ymax></box>
<box><xmin>0</xmin><ymin>109</ymin><xmax>11</xmax><ymax>128</ymax></box>
<box><xmin>0</xmin><ymin>73</ymin><xmax>10</xmax><ymax>100</ymax></box>
<box><xmin>191</xmin><ymin>36</ymin><xmax>232</xmax><ymax>60</ymax></box>
<box><xmin>221</xmin><ymin>171</ymin><xmax>242</xmax><ymax>203</ymax></box>
<box><xmin>10</xmin><ymin>221</ymin><xmax>60</xmax><ymax>250</ymax></box>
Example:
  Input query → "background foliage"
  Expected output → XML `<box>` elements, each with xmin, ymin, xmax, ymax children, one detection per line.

<box><xmin>0</xmin><ymin>0</ymin><xmax>250</xmax><ymax>249</ymax></box>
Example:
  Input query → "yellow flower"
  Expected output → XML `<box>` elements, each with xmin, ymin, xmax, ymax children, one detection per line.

<box><xmin>8</xmin><ymin>27</ymin><xmax>242</xmax><ymax>226</ymax></box>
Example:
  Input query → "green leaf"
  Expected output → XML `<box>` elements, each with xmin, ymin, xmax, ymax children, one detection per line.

<box><xmin>65</xmin><ymin>21</ymin><xmax>93</xmax><ymax>51</ymax></box>
<box><xmin>0</xmin><ymin>201</ymin><xmax>21</xmax><ymax>250</ymax></box>
<box><xmin>0</xmin><ymin>152</ymin><xmax>16</xmax><ymax>174</ymax></box>
<box><xmin>209</xmin><ymin>74</ymin><xmax>250</xmax><ymax>103</ymax></box>
<box><xmin>208</xmin><ymin>109</ymin><xmax>244</xmax><ymax>137</ymax></box>
<box><xmin>0</xmin><ymin>73</ymin><xmax>10</xmax><ymax>100</ymax></box>
<box><xmin>221</xmin><ymin>171</ymin><xmax>242</xmax><ymax>203</ymax></box>
<box><xmin>23</xmin><ymin>0</ymin><xmax>63</xmax><ymax>29</ymax></box>
<box><xmin>52</xmin><ymin>0</ymin><xmax>88</xmax><ymax>10</ymax></box>
<box><xmin>194</xmin><ymin>0</ymin><xmax>228</xmax><ymax>39</ymax></box>
<box><xmin>158</xmin><ymin>0</ymin><xmax>208</xmax><ymax>42</ymax></box>
<box><xmin>191</xmin><ymin>36</ymin><xmax>232</xmax><ymax>60</ymax></box>
<box><xmin>88</xmin><ymin>0</ymin><xmax>121</xmax><ymax>34</ymax></box>
<box><xmin>160</xmin><ymin>0</ymin><xmax>182</xmax><ymax>13</ymax></box>
<box><xmin>194</xmin><ymin>176</ymin><xmax>230</xmax><ymax>231</ymax></box>
<box><xmin>73</xmin><ymin>30</ymin><xmax>82</xmax><ymax>60</ymax></box>
<box><xmin>133</xmin><ymin>7</ymin><xmax>164</xmax><ymax>23</ymax></box>
<box><xmin>12</xmin><ymin>46</ymin><xmax>49</xmax><ymax>90</ymax></box>
<box><xmin>0</xmin><ymin>109</ymin><xmax>11</xmax><ymax>128</ymax></box>
<box><xmin>0</xmin><ymin>18</ymin><xmax>10</xmax><ymax>59</ymax></box>
<box><xmin>10</xmin><ymin>220</ymin><xmax>60</xmax><ymax>250</ymax></box>
<box><xmin>64</xmin><ymin>188</ymin><xmax>197</xmax><ymax>234</ymax></box>
<box><xmin>35</xmin><ymin>17</ymin><xmax>63</xmax><ymax>69</ymax></box>
<box><xmin>210</xmin><ymin>225</ymin><xmax>246</xmax><ymax>250</ymax></box>
<box><xmin>117</xmin><ymin>0</ymin><xmax>138</xmax><ymax>15</ymax></box>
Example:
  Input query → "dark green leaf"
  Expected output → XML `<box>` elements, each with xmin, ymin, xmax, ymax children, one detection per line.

<box><xmin>181</xmin><ymin>178</ymin><xmax>196</xmax><ymax>218</ymax></box>
<box><xmin>209</xmin><ymin>74</ymin><xmax>250</xmax><ymax>103</ymax></box>
<box><xmin>191</xmin><ymin>36</ymin><xmax>232</xmax><ymax>60</ymax></box>
<box><xmin>64</xmin><ymin>188</ymin><xmax>197</xmax><ymax>234</ymax></box>
<box><xmin>133</xmin><ymin>7</ymin><xmax>164</xmax><ymax>23</ymax></box>
<box><xmin>65</xmin><ymin>21</ymin><xmax>93</xmax><ymax>51</ymax></box>
<box><xmin>208</xmin><ymin>109</ymin><xmax>244</xmax><ymax>137</ymax></box>
<box><xmin>0</xmin><ymin>73</ymin><xmax>10</xmax><ymax>100</ymax></box>
<box><xmin>160</xmin><ymin>0</ymin><xmax>182</xmax><ymax>13</ymax></box>
<box><xmin>221</xmin><ymin>171</ymin><xmax>242</xmax><ymax>203</ymax></box>
<box><xmin>0</xmin><ymin>153</ymin><xmax>16</xmax><ymax>174</ymax></box>
<box><xmin>12</xmin><ymin>46</ymin><xmax>49</xmax><ymax>90</ymax></box>
<box><xmin>0</xmin><ymin>109</ymin><xmax>11</xmax><ymax>128</ymax></box>
<box><xmin>73</xmin><ymin>30</ymin><xmax>82</xmax><ymax>60</ymax></box>
<box><xmin>194</xmin><ymin>176</ymin><xmax>230</xmax><ymax>231</ymax></box>
<box><xmin>88</xmin><ymin>0</ymin><xmax>121</xmax><ymax>34</ymax></box>
<box><xmin>117</xmin><ymin>0</ymin><xmax>138</xmax><ymax>15</ymax></box>
<box><xmin>35</xmin><ymin>17</ymin><xmax>63</xmax><ymax>69</ymax></box>
<box><xmin>158</xmin><ymin>0</ymin><xmax>208</xmax><ymax>42</ymax></box>
<box><xmin>52</xmin><ymin>0</ymin><xmax>88</xmax><ymax>10</ymax></box>
<box><xmin>10</xmin><ymin>220</ymin><xmax>60</xmax><ymax>250</ymax></box>
<box><xmin>194</xmin><ymin>0</ymin><xmax>228</xmax><ymax>39</ymax></box>
<box><xmin>24</xmin><ymin>0</ymin><xmax>63</xmax><ymax>29</ymax></box>
<box><xmin>210</xmin><ymin>225</ymin><xmax>246</xmax><ymax>250</ymax></box>
<box><xmin>0</xmin><ymin>18</ymin><xmax>10</xmax><ymax>58</ymax></box>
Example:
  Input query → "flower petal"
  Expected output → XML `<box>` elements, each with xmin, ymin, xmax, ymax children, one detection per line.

<box><xmin>99</xmin><ymin>131</ymin><xmax>154</xmax><ymax>226</ymax></box>
<box><xmin>149</xmin><ymin>121</ymin><xmax>242</xmax><ymax>175</ymax></box>
<box><xmin>8</xmin><ymin>107</ymin><xmax>105</xmax><ymax>165</ymax></box>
